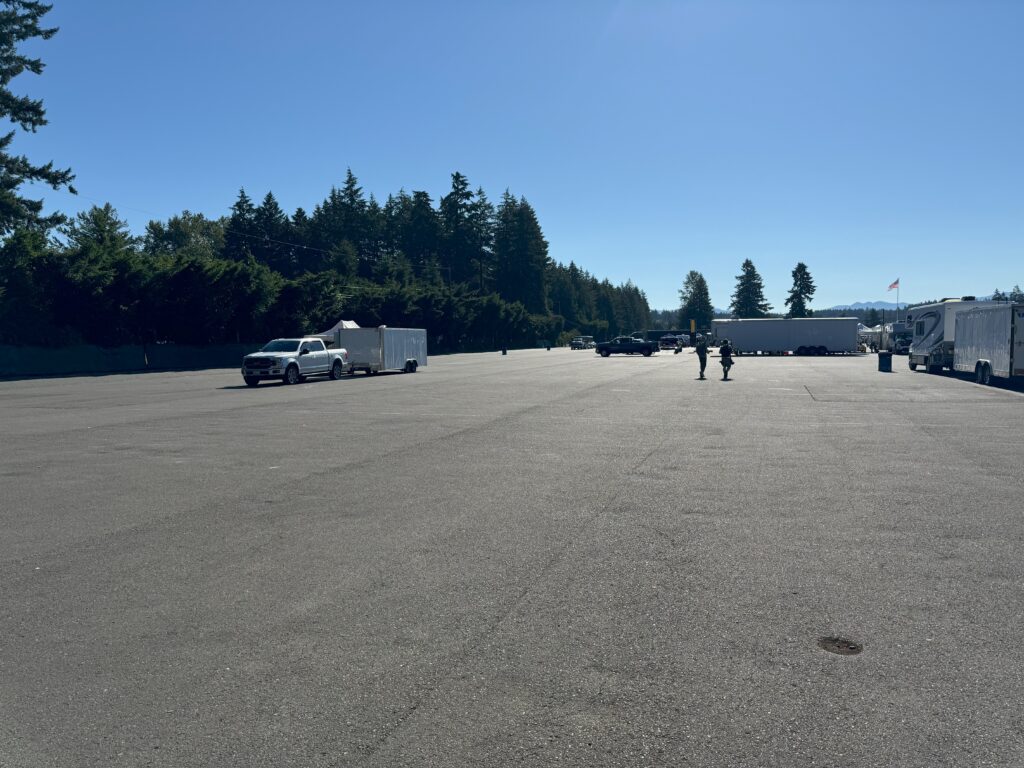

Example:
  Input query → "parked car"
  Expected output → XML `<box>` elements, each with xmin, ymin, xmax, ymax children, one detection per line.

<box><xmin>595</xmin><ymin>336</ymin><xmax>658</xmax><ymax>357</ymax></box>
<box><xmin>659</xmin><ymin>335</ymin><xmax>679</xmax><ymax>350</ymax></box>
<box><xmin>570</xmin><ymin>335</ymin><xmax>596</xmax><ymax>350</ymax></box>
<box><xmin>241</xmin><ymin>338</ymin><xmax>349</xmax><ymax>386</ymax></box>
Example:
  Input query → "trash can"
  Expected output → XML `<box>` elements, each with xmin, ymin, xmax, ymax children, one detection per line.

<box><xmin>878</xmin><ymin>351</ymin><xmax>892</xmax><ymax>372</ymax></box>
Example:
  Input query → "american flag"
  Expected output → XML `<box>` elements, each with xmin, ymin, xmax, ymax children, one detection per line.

<box><xmin>888</xmin><ymin>278</ymin><xmax>900</xmax><ymax>291</ymax></box>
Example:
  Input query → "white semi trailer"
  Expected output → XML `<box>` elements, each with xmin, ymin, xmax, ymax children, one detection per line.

<box><xmin>711</xmin><ymin>318</ymin><xmax>858</xmax><ymax>355</ymax></box>
<box><xmin>906</xmin><ymin>298</ymin><xmax>992</xmax><ymax>372</ymax></box>
<box><xmin>327</xmin><ymin>326</ymin><xmax>427</xmax><ymax>374</ymax></box>
<box><xmin>953</xmin><ymin>304</ymin><xmax>1024</xmax><ymax>384</ymax></box>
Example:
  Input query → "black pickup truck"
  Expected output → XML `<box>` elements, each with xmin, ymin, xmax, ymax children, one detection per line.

<box><xmin>595</xmin><ymin>336</ymin><xmax>659</xmax><ymax>357</ymax></box>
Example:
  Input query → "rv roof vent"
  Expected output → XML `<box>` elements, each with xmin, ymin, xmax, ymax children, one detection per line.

<box><xmin>961</xmin><ymin>296</ymin><xmax>976</xmax><ymax>301</ymax></box>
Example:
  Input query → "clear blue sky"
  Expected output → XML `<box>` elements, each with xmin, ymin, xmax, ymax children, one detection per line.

<box><xmin>19</xmin><ymin>0</ymin><xmax>1024</xmax><ymax>310</ymax></box>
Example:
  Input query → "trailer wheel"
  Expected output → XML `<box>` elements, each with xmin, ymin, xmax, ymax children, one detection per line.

<box><xmin>979</xmin><ymin>364</ymin><xmax>992</xmax><ymax>386</ymax></box>
<box><xmin>909</xmin><ymin>361</ymin><xmax>918</xmax><ymax>371</ymax></box>
<box><xmin>403</xmin><ymin>360</ymin><xmax>417</xmax><ymax>373</ymax></box>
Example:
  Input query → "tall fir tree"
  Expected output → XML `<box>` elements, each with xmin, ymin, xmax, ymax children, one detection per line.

<box><xmin>0</xmin><ymin>0</ymin><xmax>75</xmax><ymax>235</ymax></box>
<box><xmin>439</xmin><ymin>172</ymin><xmax>475</xmax><ymax>285</ymax></box>
<box><xmin>730</xmin><ymin>259</ymin><xmax>772</xmax><ymax>318</ymax></box>
<box><xmin>784</xmin><ymin>262</ymin><xmax>815</xmax><ymax>318</ymax></box>
<box><xmin>493</xmin><ymin>192</ymin><xmax>549</xmax><ymax>314</ymax></box>
<box><xmin>222</xmin><ymin>189</ymin><xmax>257</xmax><ymax>260</ymax></box>
<box><xmin>253</xmin><ymin>191</ymin><xmax>293</xmax><ymax>275</ymax></box>
<box><xmin>678</xmin><ymin>270</ymin><xmax>714</xmax><ymax>330</ymax></box>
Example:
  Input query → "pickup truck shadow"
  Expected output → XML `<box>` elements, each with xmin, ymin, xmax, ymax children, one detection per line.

<box><xmin>220</xmin><ymin>371</ymin><xmax>411</xmax><ymax>390</ymax></box>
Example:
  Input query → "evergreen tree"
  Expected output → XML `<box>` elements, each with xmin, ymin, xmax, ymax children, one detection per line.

<box><xmin>493</xmin><ymin>192</ymin><xmax>549</xmax><ymax>314</ymax></box>
<box><xmin>730</xmin><ymin>259</ymin><xmax>772</xmax><ymax>318</ymax></box>
<box><xmin>784</xmin><ymin>262</ymin><xmax>815</xmax><ymax>318</ymax></box>
<box><xmin>992</xmin><ymin>288</ymin><xmax>1007</xmax><ymax>302</ymax></box>
<box><xmin>678</xmin><ymin>270</ymin><xmax>713</xmax><ymax>330</ymax></box>
<box><xmin>253</xmin><ymin>191</ymin><xmax>293</xmax><ymax>275</ymax></box>
<box><xmin>143</xmin><ymin>211</ymin><xmax>224</xmax><ymax>260</ymax></box>
<box><xmin>439</xmin><ymin>172</ymin><xmax>475</xmax><ymax>284</ymax></box>
<box><xmin>0</xmin><ymin>226</ymin><xmax>55</xmax><ymax>342</ymax></box>
<box><xmin>0</xmin><ymin>0</ymin><xmax>75</xmax><ymax>236</ymax></box>
<box><xmin>53</xmin><ymin>204</ymin><xmax>146</xmax><ymax>345</ymax></box>
<box><xmin>469</xmin><ymin>186</ymin><xmax>494</xmax><ymax>292</ymax></box>
<box><xmin>222</xmin><ymin>189</ymin><xmax>257</xmax><ymax>260</ymax></box>
<box><xmin>1010</xmin><ymin>285</ymin><xmax>1024</xmax><ymax>303</ymax></box>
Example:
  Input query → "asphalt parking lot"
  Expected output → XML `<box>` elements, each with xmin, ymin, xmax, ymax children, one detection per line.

<box><xmin>2</xmin><ymin>349</ymin><xmax>1022</xmax><ymax>767</ymax></box>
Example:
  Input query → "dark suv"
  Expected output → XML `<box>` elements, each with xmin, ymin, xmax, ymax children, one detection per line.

<box><xmin>595</xmin><ymin>336</ymin><xmax>658</xmax><ymax>357</ymax></box>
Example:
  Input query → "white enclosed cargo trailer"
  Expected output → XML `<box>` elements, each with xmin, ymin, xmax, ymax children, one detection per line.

<box><xmin>907</xmin><ymin>298</ymin><xmax>993</xmax><ymax>372</ymax></box>
<box><xmin>711</xmin><ymin>318</ymin><xmax>858</xmax><ymax>355</ymax></box>
<box><xmin>330</xmin><ymin>326</ymin><xmax>427</xmax><ymax>374</ymax></box>
<box><xmin>953</xmin><ymin>304</ymin><xmax>1024</xmax><ymax>384</ymax></box>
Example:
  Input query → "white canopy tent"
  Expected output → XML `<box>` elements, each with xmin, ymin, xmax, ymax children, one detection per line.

<box><xmin>315</xmin><ymin>319</ymin><xmax>360</xmax><ymax>345</ymax></box>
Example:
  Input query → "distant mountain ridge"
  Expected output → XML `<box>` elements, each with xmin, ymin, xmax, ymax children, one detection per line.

<box><xmin>828</xmin><ymin>295</ymin><xmax>993</xmax><ymax>311</ymax></box>
<box><xmin>827</xmin><ymin>301</ymin><xmax>902</xmax><ymax>310</ymax></box>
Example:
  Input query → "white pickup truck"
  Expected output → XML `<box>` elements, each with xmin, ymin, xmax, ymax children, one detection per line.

<box><xmin>241</xmin><ymin>337</ymin><xmax>349</xmax><ymax>386</ymax></box>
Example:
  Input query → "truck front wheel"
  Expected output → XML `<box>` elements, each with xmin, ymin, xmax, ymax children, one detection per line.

<box><xmin>600</xmin><ymin>349</ymin><xmax>611</xmax><ymax>357</ymax></box>
<box><xmin>642</xmin><ymin>348</ymin><xmax>652</xmax><ymax>357</ymax></box>
<box><xmin>284</xmin><ymin>365</ymin><xmax>300</xmax><ymax>385</ymax></box>
<box><xmin>329</xmin><ymin>360</ymin><xmax>345</xmax><ymax>380</ymax></box>
<box><xmin>244</xmin><ymin>376</ymin><xmax>260</xmax><ymax>387</ymax></box>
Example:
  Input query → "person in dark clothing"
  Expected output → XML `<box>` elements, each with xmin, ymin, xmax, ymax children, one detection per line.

<box><xmin>719</xmin><ymin>339</ymin><xmax>734</xmax><ymax>380</ymax></box>
<box><xmin>694</xmin><ymin>337</ymin><xmax>709</xmax><ymax>379</ymax></box>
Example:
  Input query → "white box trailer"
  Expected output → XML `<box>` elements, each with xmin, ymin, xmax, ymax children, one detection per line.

<box><xmin>953</xmin><ymin>303</ymin><xmax>1024</xmax><ymax>384</ymax></box>
<box><xmin>330</xmin><ymin>326</ymin><xmax>427</xmax><ymax>374</ymax></box>
<box><xmin>711</xmin><ymin>318</ymin><xmax>858</xmax><ymax>355</ymax></box>
<box><xmin>907</xmin><ymin>298</ymin><xmax>993</xmax><ymax>372</ymax></box>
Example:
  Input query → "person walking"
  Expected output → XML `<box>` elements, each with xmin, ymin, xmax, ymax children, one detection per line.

<box><xmin>694</xmin><ymin>336</ymin><xmax>709</xmax><ymax>379</ymax></box>
<box><xmin>719</xmin><ymin>339</ymin><xmax>734</xmax><ymax>380</ymax></box>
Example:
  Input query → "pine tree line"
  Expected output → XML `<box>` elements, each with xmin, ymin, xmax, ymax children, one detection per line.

<box><xmin>0</xmin><ymin>173</ymin><xmax>650</xmax><ymax>351</ymax></box>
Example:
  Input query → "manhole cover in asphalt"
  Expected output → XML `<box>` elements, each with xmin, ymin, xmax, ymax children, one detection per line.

<box><xmin>818</xmin><ymin>636</ymin><xmax>863</xmax><ymax>655</ymax></box>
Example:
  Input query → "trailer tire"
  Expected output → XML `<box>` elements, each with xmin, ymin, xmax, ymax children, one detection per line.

<box><xmin>909</xmin><ymin>361</ymin><xmax>917</xmax><ymax>371</ymax></box>
<box><xmin>329</xmin><ymin>360</ymin><xmax>345</xmax><ymax>380</ymax></box>
<box><xmin>979</xmin><ymin>364</ymin><xmax>992</xmax><ymax>386</ymax></box>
